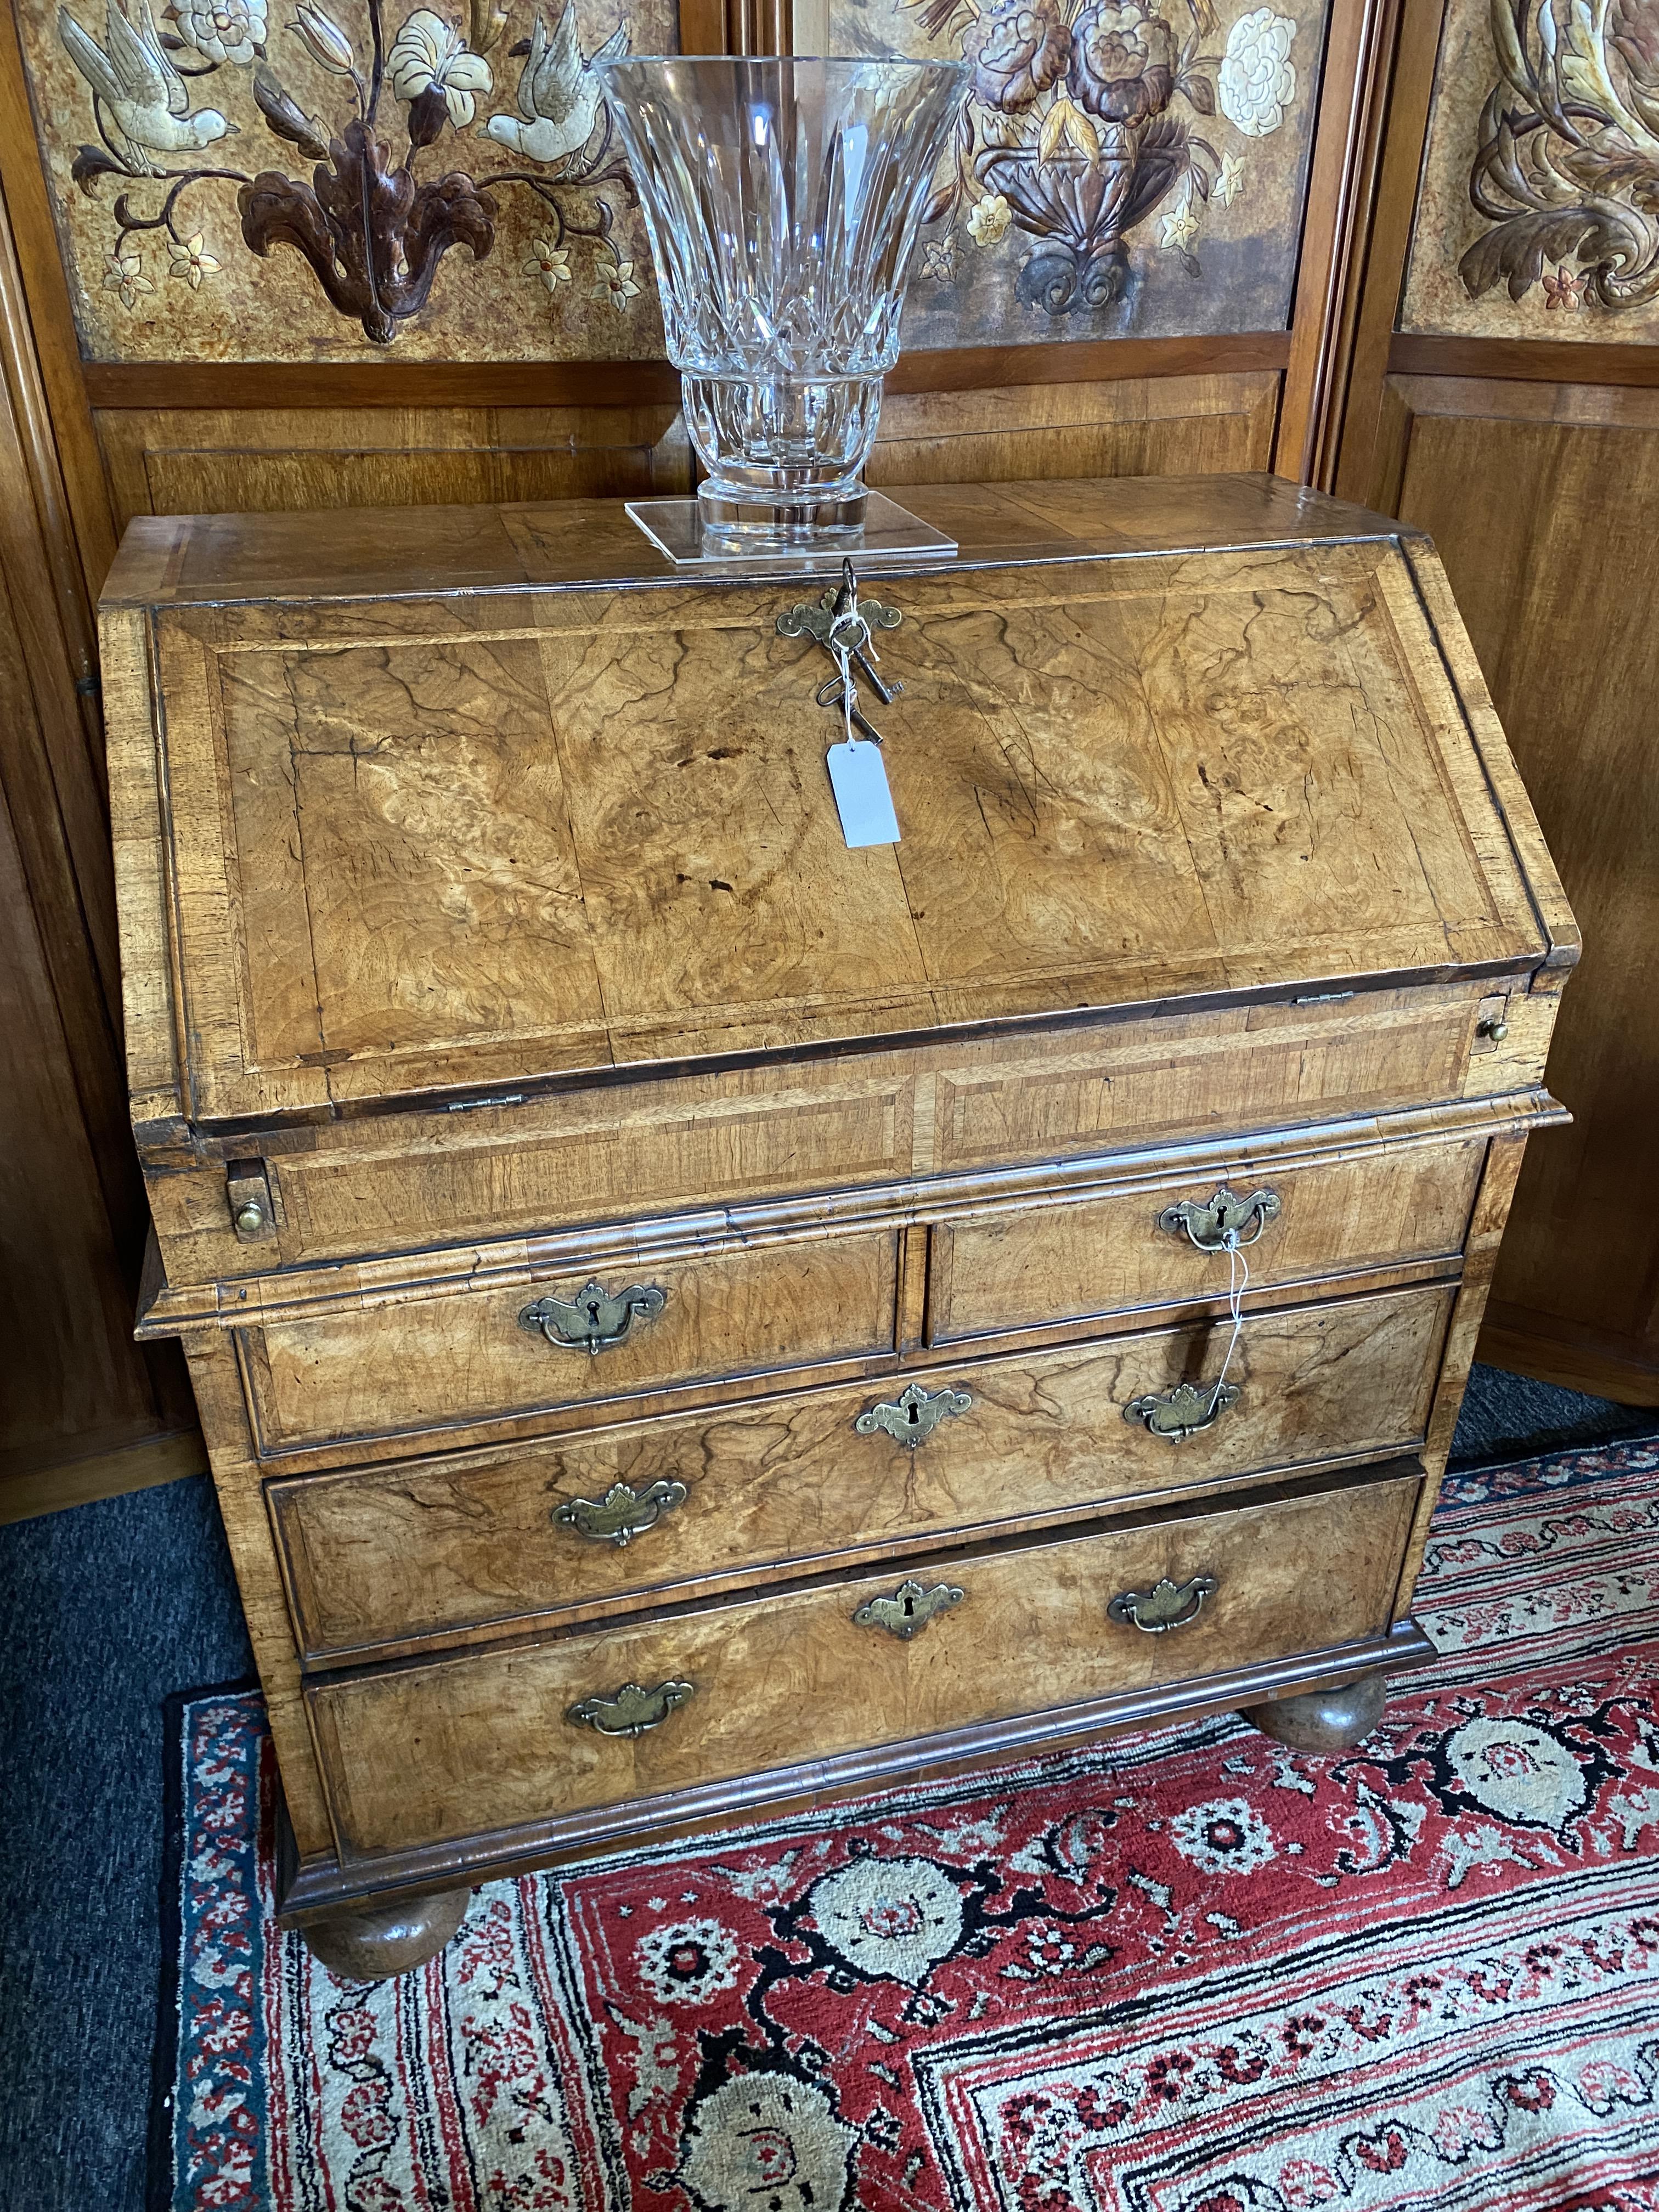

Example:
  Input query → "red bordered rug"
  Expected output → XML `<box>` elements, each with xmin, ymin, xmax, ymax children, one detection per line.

<box><xmin>157</xmin><ymin>1441</ymin><xmax>1659</xmax><ymax>2212</ymax></box>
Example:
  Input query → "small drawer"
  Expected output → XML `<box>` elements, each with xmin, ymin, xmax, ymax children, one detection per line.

<box><xmin>239</xmin><ymin>1229</ymin><xmax>899</xmax><ymax>1458</ymax></box>
<box><xmin>306</xmin><ymin>1469</ymin><xmax>1419</xmax><ymax>1859</ymax></box>
<box><xmin>928</xmin><ymin>1135</ymin><xmax>1483</xmax><ymax>1346</ymax></box>
<box><xmin>270</xmin><ymin>1280</ymin><xmax>1452</xmax><ymax>1663</ymax></box>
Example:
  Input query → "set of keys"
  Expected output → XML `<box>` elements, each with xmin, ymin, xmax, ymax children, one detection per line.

<box><xmin>775</xmin><ymin>560</ymin><xmax>906</xmax><ymax>848</ymax></box>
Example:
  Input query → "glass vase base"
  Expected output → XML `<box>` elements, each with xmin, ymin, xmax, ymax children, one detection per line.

<box><xmin>624</xmin><ymin>492</ymin><xmax>957</xmax><ymax>571</ymax></box>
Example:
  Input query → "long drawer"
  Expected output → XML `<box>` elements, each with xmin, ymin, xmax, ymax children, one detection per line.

<box><xmin>270</xmin><ymin>1280</ymin><xmax>1452</xmax><ymax>1663</ymax></box>
<box><xmin>928</xmin><ymin>1133</ymin><xmax>1483</xmax><ymax>1345</ymax></box>
<box><xmin>306</xmin><ymin>1469</ymin><xmax>1419</xmax><ymax>1859</ymax></box>
<box><xmin>238</xmin><ymin>1228</ymin><xmax>899</xmax><ymax>1458</ymax></box>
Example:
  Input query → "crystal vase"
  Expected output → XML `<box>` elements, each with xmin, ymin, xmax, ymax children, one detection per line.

<box><xmin>596</xmin><ymin>55</ymin><xmax>967</xmax><ymax>548</ymax></box>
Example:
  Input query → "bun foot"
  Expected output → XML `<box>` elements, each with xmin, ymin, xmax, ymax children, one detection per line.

<box><xmin>1240</xmin><ymin>1669</ymin><xmax>1387</xmax><ymax>1752</ymax></box>
<box><xmin>295</xmin><ymin>1887</ymin><xmax>470</xmax><ymax>1980</ymax></box>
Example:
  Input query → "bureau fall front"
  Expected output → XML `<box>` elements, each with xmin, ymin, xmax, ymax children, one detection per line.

<box><xmin>104</xmin><ymin>472</ymin><xmax>1577</xmax><ymax>1976</ymax></box>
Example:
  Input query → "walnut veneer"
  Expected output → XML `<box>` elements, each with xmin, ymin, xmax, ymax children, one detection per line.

<box><xmin>105</xmin><ymin>473</ymin><xmax>1576</xmax><ymax>1973</ymax></box>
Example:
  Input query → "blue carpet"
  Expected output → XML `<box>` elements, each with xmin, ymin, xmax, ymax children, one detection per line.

<box><xmin>0</xmin><ymin>1365</ymin><xmax>1650</xmax><ymax>2212</ymax></box>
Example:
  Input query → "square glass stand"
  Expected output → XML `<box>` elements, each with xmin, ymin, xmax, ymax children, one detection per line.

<box><xmin>625</xmin><ymin>490</ymin><xmax>957</xmax><ymax>569</ymax></box>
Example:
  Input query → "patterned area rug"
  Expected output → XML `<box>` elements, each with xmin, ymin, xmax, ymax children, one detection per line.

<box><xmin>156</xmin><ymin>1441</ymin><xmax>1659</xmax><ymax>2211</ymax></box>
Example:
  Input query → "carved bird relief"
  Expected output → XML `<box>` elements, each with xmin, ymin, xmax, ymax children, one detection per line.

<box><xmin>58</xmin><ymin>0</ymin><xmax>235</xmax><ymax>173</ymax></box>
<box><xmin>484</xmin><ymin>2</ymin><xmax>627</xmax><ymax>166</ymax></box>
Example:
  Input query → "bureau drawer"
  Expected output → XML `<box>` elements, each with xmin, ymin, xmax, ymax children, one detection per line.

<box><xmin>270</xmin><ymin>1280</ymin><xmax>1452</xmax><ymax>1663</ymax></box>
<box><xmin>239</xmin><ymin>1230</ymin><xmax>898</xmax><ymax>1457</ymax></box>
<box><xmin>307</xmin><ymin>1469</ymin><xmax>1419</xmax><ymax>1858</ymax></box>
<box><xmin>929</xmin><ymin>1135</ymin><xmax>1483</xmax><ymax>1345</ymax></box>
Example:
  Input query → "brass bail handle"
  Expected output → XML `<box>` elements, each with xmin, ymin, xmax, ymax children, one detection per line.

<box><xmin>519</xmin><ymin>1279</ymin><xmax>666</xmax><ymax>1354</ymax></box>
<box><xmin>1108</xmin><ymin>1575</ymin><xmax>1219</xmax><ymax>1633</ymax></box>
<box><xmin>1128</xmin><ymin>1181</ymin><xmax>1280</xmax><ymax>1439</ymax></box>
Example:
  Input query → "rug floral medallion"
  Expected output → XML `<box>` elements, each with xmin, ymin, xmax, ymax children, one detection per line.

<box><xmin>160</xmin><ymin>1440</ymin><xmax>1659</xmax><ymax>2211</ymax></box>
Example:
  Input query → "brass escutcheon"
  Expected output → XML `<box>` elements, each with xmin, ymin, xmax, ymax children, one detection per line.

<box><xmin>852</xmin><ymin>1578</ymin><xmax>966</xmax><ymax>1640</ymax></box>
<box><xmin>1108</xmin><ymin>1575</ymin><xmax>1220</xmax><ymax>1634</ymax></box>
<box><xmin>520</xmin><ymin>1279</ymin><xmax>667</xmax><ymax>1354</ymax></box>
<box><xmin>1124</xmin><ymin>1379</ymin><xmax>1241</xmax><ymax>1441</ymax></box>
<box><xmin>554</xmin><ymin>1479</ymin><xmax>688</xmax><ymax>1547</ymax></box>
<box><xmin>854</xmin><ymin>1381</ymin><xmax>972</xmax><ymax>1448</ymax></box>
<box><xmin>1157</xmin><ymin>1184</ymin><xmax>1281</xmax><ymax>1252</ymax></box>
<box><xmin>566</xmin><ymin>1679</ymin><xmax>694</xmax><ymax>1737</ymax></box>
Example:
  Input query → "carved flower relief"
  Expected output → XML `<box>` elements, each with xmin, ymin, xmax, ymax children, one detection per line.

<box><xmin>523</xmin><ymin>235</ymin><xmax>572</xmax><ymax>290</ymax></box>
<box><xmin>103</xmin><ymin>246</ymin><xmax>153</xmax><ymax>304</ymax></box>
<box><xmin>966</xmin><ymin>190</ymin><xmax>1012</xmax><ymax>247</ymax></box>
<box><xmin>289</xmin><ymin>1</ymin><xmax>355</xmax><ymax>74</ymax></box>
<box><xmin>594</xmin><ymin>255</ymin><xmax>641</xmax><ymax>308</ymax></box>
<box><xmin>387</xmin><ymin>9</ymin><xmax>493</xmax><ymax>127</ymax></box>
<box><xmin>1069</xmin><ymin>0</ymin><xmax>1177</xmax><ymax>120</ymax></box>
<box><xmin>963</xmin><ymin>0</ymin><xmax>1071</xmax><ymax>111</ymax></box>
<box><xmin>170</xmin><ymin>0</ymin><xmax>267</xmax><ymax>66</ymax></box>
<box><xmin>168</xmin><ymin>229</ymin><xmax>222</xmax><ymax>285</ymax></box>
<box><xmin>1217</xmin><ymin>7</ymin><xmax>1296</xmax><ymax>137</ymax></box>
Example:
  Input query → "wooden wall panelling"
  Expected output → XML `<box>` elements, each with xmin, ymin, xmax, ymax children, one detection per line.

<box><xmin>0</xmin><ymin>167</ymin><xmax>197</xmax><ymax>1522</ymax></box>
<box><xmin>869</xmin><ymin>373</ymin><xmax>1282</xmax><ymax>488</ymax></box>
<box><xmin>0</xmin><ymin>19</ymin><xmax>115</xmax><ymax>599</ymax></box>
<box><xmin>95</xmin><ymin>405</ymin><xmax>693</xmax><ymax>540</ymax></box>
<box><xmin>1376</xmin><ymin>375</ymin><xmax>1659</xmax><ymax>1398</ymax></box>
<box><xmin>1328</xmin><ymin>0</ymin><xmax>1446</xmax><ymax>505</ymax></box>
<box><xmin>1274</xmin><ymin>0</ymin><xmax>1401</xmax><ymax>481</ymax></box>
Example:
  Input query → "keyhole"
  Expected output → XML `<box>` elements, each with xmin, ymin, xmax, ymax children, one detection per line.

<box><xmin>902</xmin><ymin>1589</ymin><xmax>916</xmax><ymax>1618</ymax></box>
<box><xmin>585</xmin><ymin>1300</ymin><xmax>600</xmax><ymax>1327</ymax></box>
<box><xmin>907</xmin><ymin>1401</ymin><xmax>920</xmax><ymax>1426</ymax></box>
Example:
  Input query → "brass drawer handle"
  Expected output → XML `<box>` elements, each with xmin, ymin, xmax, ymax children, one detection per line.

<box><xmin>554</xmin><ymin>1479</ymin><xmax>687</xmax><ymax>1547</ymax></box>
<box><xmin>852</xmin><ymin>1578</ymin><xmax>964</xmax><ymax>1640</ymax></box>
<box><xmin>520</xmin><ymin>1279</ymin><xmax>667</xmax><ymax>1354</ymax></box>
<box><xmin>855</xmin><ymin>1381</ymin><xmax>972</xmax><ymax>1448</ymax></box>
<box><xmin>1108</xmin><ymin>1575</ymin><xmax>1218</xmax><ymax>1634</ymax></box>
<box><xmin>1124</xmin><ymin>1380</ymin><xmax>1240</xmax><ymax>1441</ymax></box>
<box><xmin>566</xmin><ymin>1679</ymin><xmax>693</xmax><ymax>1737</ymax></box>
<box><xmin>1158</xmin><ymin>1184</ymin><xmax>1280</xmax><ymax>1252</ymax></box>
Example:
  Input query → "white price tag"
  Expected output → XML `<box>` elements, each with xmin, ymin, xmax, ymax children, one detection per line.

<box><xmin>827</xmin><ymin>739</ymin><xmax>901</xmax><ymax>848</ymax></box>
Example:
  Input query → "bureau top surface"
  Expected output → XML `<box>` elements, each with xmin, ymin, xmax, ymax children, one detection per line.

<box><xmin>101</xmin><ymin>473</ymin><xmax>1573</xmax><ymax>1133</ymax></box>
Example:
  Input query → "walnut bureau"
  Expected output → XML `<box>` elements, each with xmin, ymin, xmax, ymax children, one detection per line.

<box><xmin>105</xmin><ymin>472</ymin><xmax>1577</xmax><ymax>1978</ymax></box>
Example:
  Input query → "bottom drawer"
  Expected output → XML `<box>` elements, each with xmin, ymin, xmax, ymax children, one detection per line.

<box><xmin>308</xmin><ymin>1468</ymin><xmax>1419</xmax><ymax>1860</ymax></box>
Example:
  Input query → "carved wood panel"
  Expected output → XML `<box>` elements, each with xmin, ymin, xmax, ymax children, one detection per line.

<box><xmin>1402</xmin><ymin>0</ymin><xmax>1659</xmax><ymax>342</ymax></box>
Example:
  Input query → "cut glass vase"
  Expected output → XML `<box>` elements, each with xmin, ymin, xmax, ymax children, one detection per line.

<box><xmin>597</xmin><ymin>55</ymin><xmax>967</xmax><ymax>550</ymax></box>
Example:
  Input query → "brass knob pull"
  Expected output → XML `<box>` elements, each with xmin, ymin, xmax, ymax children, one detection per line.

<box><xmin>1157</xmin><ymin>1184</ymin><xmax>1280</xmax><ymax>1252</ymax></box>
<box><xmin>554</xmin><ymin>1479</ymin><xmax>687</xmax><ymax>1547</ymax></box>
<box><xmin>1477</xmin><ymin>1015</ymin><xmax>1509</xmax><ymax>1042</ymax></box>
<box><xmin>519</xmin><ymin>1279</ymin><xmax>666</xmax><ymax>1354</ymax></box>
<box><xmin>1124</xmin><ymin>1380</ymin><xmax>1240</xmax><ymax>1441</ymax></box>
<box><xmin>566</xmin><ymin>1679</ymin><xmax>693</xmax><ymax>1737</ymax></box>
<box><xmin>854</xmin><ymin>1381</ymin><xmax>972</xmax><ymax>1448</ymax></box>
<box><xmin>852</xmin><ymin>1578</ymin><xmax>964</xmax><ymax>1640</ymax></box>
<box><xmin>233</xmin><ymin>1199</ymin><xmax>267</xmax><ymax>1237</ymax></box>
<box><xmin>1108</xmin><ymin>1575</ymin><xmax>1218</xmax><ymax>1634</ymax></box>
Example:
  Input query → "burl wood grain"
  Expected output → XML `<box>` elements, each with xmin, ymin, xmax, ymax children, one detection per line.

<box><xmin>931</xmin><ymin>1135</ymin><xmax>1483</xmax><ymax>1344</ymax></box>
<box><xmin>307</xmin><ymin>1472</ymin><xmax>1419</xmax><ymax>1858</ymax></box>
<box><xmin>271</xmin><ymin>1282</ymin><xmax>1451</xmax><ymax>1663</ymax></box>
<box><xmin>106</xmin><ymin>507</ymin><xmax>1554</xmax><ymax>1126</ymax></box>
<box><xmin>240</xmin><ymin>1229</ymin><xmax>898</xmax><ymax>1457</ymax></box>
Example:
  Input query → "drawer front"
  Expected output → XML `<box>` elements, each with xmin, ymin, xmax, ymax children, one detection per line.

<box><xmin>307</xmin><ymin>1471</ymin><xmax>1419</xmax><ymax>1858</ymax></box>
<box><xmin>145</xmin><ymin>986</ymin><xmax>1482</xmax><ymax>1289</ymax></box>
<box><xmin>929</xmin><ymin>1136</ymin><xmax>1483</xmax><ymax>1345</ymax></box>
<box><xmin>272</xmin><ymin>1280</ymin><xmax>1452</xmax><ymax>1662</ymax></box>
<box><xmin>240</xmin><ymin>1230</ymin><xmax>899</xmax><ymax>1457</ymax></box>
